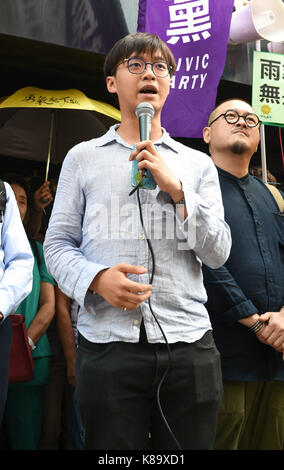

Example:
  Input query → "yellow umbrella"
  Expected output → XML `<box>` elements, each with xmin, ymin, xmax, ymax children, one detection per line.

<box><xmin>0</xmin><ymin>87</ymin><xmax>121</xmax><ymax>179</ymax></box>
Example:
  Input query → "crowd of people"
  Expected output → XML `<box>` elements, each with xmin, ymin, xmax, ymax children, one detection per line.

<box><xmin>0</xmin><ymin>32</ymin><xmax>283</xmax><ymax>451</ymax></box>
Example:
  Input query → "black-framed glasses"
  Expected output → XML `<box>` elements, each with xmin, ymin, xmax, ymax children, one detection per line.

<box><xmin>209</xmin><ymin>109</ymin><xmax>260</xmax><ymax>128</ymax></box>
<box><xmin>122</xmin><ymin>57</ymin><xmax>172</xmax><ymax>78</ymax></box>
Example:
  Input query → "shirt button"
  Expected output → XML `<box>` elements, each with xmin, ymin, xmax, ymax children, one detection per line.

<box><xmin>140</xmin><ymin>234</ymin><xmax>145</xmax><ymax>240</ymax></box>
<box><xmin>133</xmin><ymin>319</ymin><xmax>139</xmax><ymax>326</ymax></box>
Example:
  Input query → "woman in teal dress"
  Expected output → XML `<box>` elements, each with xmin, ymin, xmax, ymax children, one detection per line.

<box><xmin>3</xmin><ymin>175</ymin><xmax>55</xmax><ymax>450</ymax></box>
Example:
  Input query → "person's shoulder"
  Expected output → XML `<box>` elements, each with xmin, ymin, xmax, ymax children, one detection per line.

<box><xmin>173</xmin><ymin>139</ymin><xmax>213</xmax><ymax>167</ymax></box>
<box><xmin>67</xmin><ymin>136</ymin><xmax>103</xmax><ymax>155</ymax></box>
<box><xmin>64</xmin><ymin>128</ymin><xmax>115</xmax><ymax>162</ymax></box>
<box><xmin>167</xmin><ymin>136</ymin><xmax>210</xmax><ymax>160</ymax></box>
<box><xmin>250</xmin><ymin>174</ymin><xmax>274</xmax><ymax>191</ymax></box>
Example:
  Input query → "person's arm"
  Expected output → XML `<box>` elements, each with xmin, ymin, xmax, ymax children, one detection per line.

<box><xmin>179</xmin><ymin>157</ymin><xmax>231</xmax><ymax>269</ymax></box>
<box><xmin>0</xmin><ymin>183</ymin><xmax>33</xmax><ymax>320</ymax></box>
<box><xmin>27</xmin><ymin>281</ymin><xmax>55</xmax><ymax>345</ymax></box>
<box><xmin>202</xmin><ymin>263</ymin><xmax>284</xmax><ymax>355</ymax></box>
<box><xmin>203</xmin><ymin>263</ymin><xmax>262</xmax><ymax>323</ymax></box>
<box><xmin>55</xmin><ymin>287</ymin><xmax>76</xmax><ymax>387</ymax></box>
<box><xmin>129</xmin><ymin>141</ymin><xmax>231</xmax><ymax>269</ymax></box>
<box><xmin>26</xmin><ymin>181</ymin><xmax>53</xmax><ymax>239</ymax></box>
<box><xmin>43</xmin><ymin>149</ymin><xmax>107</xmax><ymax>307</ymax></box>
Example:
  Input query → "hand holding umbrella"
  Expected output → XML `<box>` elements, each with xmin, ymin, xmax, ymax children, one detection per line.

<box><xmin>34</xmin><ymin>181</ymin><xmax>53</xmax><ymax>207</ymax></box>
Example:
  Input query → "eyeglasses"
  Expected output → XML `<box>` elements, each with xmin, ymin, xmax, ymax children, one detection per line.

<box><xmin>209</xmin><ymin>109</ymin><xmax>260</xmax><ymax>128</ymax></box>
<box><xmin>122</xmin><ymin>57</ymin><xmax>172</xmax><ymax>78</ymax></box>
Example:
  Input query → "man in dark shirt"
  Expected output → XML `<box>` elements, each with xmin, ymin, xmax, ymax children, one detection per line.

<box><xmin>202</xmin><ymin>98</ymin><xmax>284</xmax><ymax>450</ymax></box>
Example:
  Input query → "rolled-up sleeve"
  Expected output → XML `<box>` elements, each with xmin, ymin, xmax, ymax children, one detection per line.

<box><xmin>203</xmin><ymin>264</ymin><xmax>259</xmax><ymax>323</ymax></box>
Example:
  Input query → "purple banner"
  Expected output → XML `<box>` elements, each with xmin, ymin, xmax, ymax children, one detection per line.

<box><xmin>138</xmin><ymin>0</ymin><xmax>234</xmax><ymax>137</ymax></box>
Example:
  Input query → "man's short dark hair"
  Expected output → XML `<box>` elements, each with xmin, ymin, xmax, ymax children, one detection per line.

<box><xmin>104</xmin><ymin>32</ymin><xmax>176</xmax><ymax>78</ymax></box>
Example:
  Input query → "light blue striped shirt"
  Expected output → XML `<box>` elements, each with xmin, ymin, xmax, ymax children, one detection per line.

<box><xmin>0</xmin><ymin>183</ymin><xmax>33</xmax><ymax>319</ymax></box>
<box><xmin>44</xmin><ymin>126</ymin><xmax>231</xmax><ymax>344</ymax></box>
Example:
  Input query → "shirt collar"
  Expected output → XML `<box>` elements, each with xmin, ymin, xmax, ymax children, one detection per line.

<box><xmin>217</xmin><ymin>166</ymin><xmax>250</xmax><ymax>183</ymax></box>
<box><xmin>96</xmin><ymin>124</ymin><xmax>180</xmax><ymax>154</ymax></box>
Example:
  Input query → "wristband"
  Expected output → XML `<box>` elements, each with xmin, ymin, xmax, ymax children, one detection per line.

<box><xmin>173</xmin><ymin>197</ymin><xmax>185</xmax><ymax>206</ymax></box>
<box><xmin>249</xmin><ymin>319</ymin><xmax>267</xmax><ymax>334</ymax></box>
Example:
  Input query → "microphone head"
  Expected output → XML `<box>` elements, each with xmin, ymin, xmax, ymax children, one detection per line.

<box><xmin>135</xmin><ymin>102</ymin><xmax>155</xmax><ymax>119</ymax></box>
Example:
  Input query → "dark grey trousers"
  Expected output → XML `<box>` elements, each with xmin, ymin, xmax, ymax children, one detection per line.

<box><xmin>75</xmin><ymin>330</ymin><xmax>223</xmax><ymax>450</ymax></box>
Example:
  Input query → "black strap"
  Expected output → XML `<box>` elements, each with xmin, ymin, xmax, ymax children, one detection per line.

<box><xmin>0</xmin><ymin>180</ymin><xmax>7</xmax><ymax>223</ymax></box>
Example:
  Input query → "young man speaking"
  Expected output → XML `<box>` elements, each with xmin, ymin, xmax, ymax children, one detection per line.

<box><xmin>44</xmin><ymin>33</ymin><xmax>231</xmax><ymax>450</ymax></box>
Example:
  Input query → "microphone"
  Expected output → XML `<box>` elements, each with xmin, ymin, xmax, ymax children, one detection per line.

<box><xmin>135</xmin><ymin>102</ymin><xmax>155</xmax><ymax>141</ymax></box>
<box><xmin>129</xmin><ymin>102</ymin><xmax>156</xmax><ymax>195</ymax></box>
<box><xmin>135</xmin><ymin>102</ymin><xmax>155</xmax><ymax>179</ymax></box>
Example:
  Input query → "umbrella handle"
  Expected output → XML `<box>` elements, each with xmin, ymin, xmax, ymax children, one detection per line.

<box><xmin>45</xmin><ymin>110</ymin><xmax>55</xmax><ymax>181</ymax></box>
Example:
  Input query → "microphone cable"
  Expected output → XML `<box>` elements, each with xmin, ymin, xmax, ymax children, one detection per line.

<box><xmin>129</xmin><ymin>169</ymin><xmax>147</xmax><ymax>196</ymax></box>
<box><xmin>132</xmin><ymin>185</ymin><xmax>182</xmax><ymax>451</ymax></box>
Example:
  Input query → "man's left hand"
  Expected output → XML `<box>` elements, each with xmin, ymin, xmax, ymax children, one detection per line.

<box><xmin>257</xmin><ymin>309</ymin><xmax>284</xmax><ymax>358</ymax></box>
